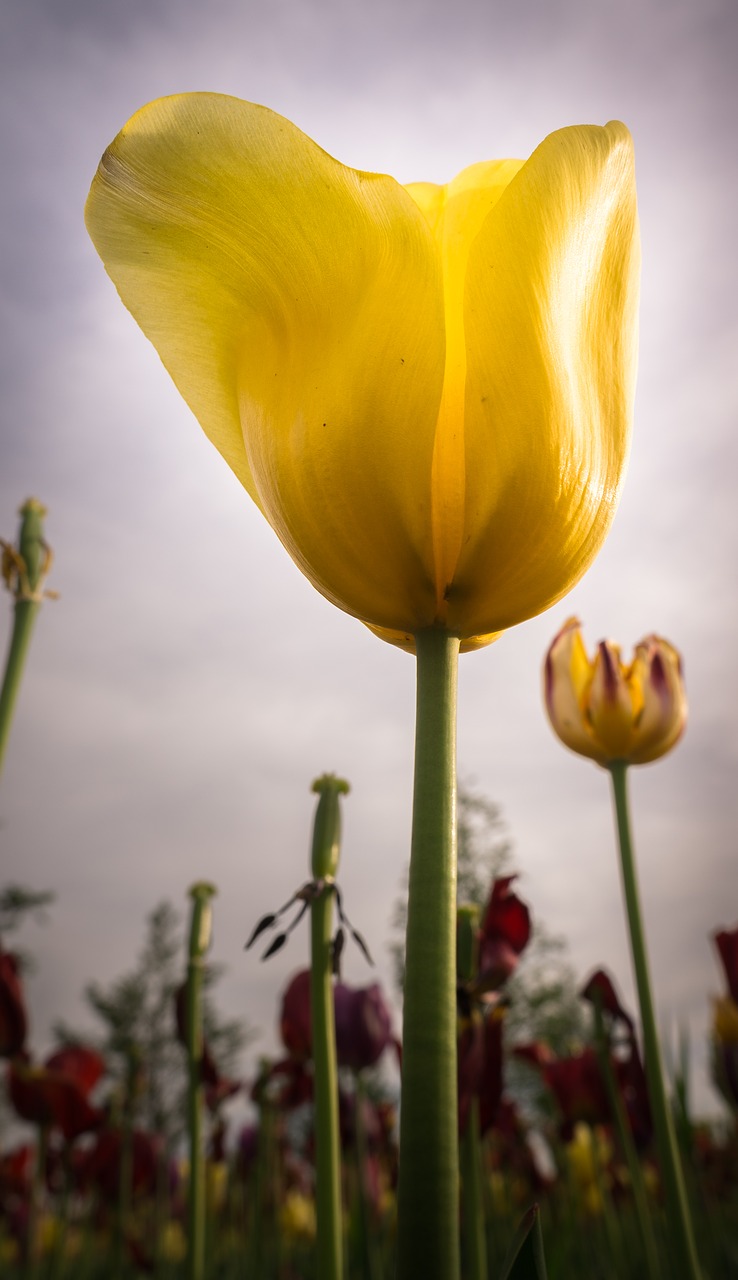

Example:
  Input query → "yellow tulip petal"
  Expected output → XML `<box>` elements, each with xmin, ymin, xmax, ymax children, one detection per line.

<box><xmin>85</xmin><ymin>93</ymin><xmax>446</xmax><ymax>633</ymax></box>
<box><xmin>544</xmin><ymin>618</ymin><xmax>603</xmax><ymax>761</ymax></box>
<box><xmin>449</xmin><ymin>122</ymin><xmax>640</xmax><ymax>637</ymax></box>
<box><xmin>406</xmin><ymin>161</ymin><xmax>524</xmax><ymax>620</ymax></box>
<box><xmin>588</xmin><ymin>640</ymin><xmax>639</xmax><ymax>758</ymax></box>
<box><xmin>629</xmin><ymin>638</ymin><xmax>687</xmax><ymax>763</ymax></box>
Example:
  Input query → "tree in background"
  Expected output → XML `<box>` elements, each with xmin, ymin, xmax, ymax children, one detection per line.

<box><xmin>55</xmin><ymin>900</ymin><xmax>253</xmax><ymax>1150</ymax></box>
<box><xmin>0</xmin><ymin>885</ymin><xmax>55</xmax><ymax>972</ymax></box>
<box><xmin>389</xmin><ymin>783</ymin><xmax>586</xmax><ymax>1116</ymax></box>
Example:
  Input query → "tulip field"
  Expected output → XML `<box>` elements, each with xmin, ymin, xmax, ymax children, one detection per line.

<box><xmin>0</xmin><ymin>868</ymin><xmax>737</xmax><ymax>1279</ymax></box>
<box><xmin>0</xmin><ymin>81</ymin><xmax>734</xmax><ymax>1280</ymax></box>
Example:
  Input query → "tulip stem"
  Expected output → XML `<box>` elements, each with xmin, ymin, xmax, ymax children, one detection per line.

<box><xmin>608</xmin><ymin>762</ymin><xmax>702</xmax><ymax>1280</ymax></box>
<box><xmin>397</xmin><ymin>628</ymin><xmax>460</xmax><ymax>1280</ymax></box>
<box><xmin>185</xmin><ymin>883</ymin><xmax>216</xmax><ymax>1280</ymax></box>
<box><xmin>310</xmin><ymin>776</ymin><xmax>349</xmax><ymax>1280</ymax></box>
<box><xmin>0</xmin><ymin>500</ymin><xmax>52</xmax><ymax>781</ymax></box>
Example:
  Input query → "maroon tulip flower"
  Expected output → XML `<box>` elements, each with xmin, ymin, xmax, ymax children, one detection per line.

<box><xmin>0</xmin><ymin>950</ymin><xmax>28</xmax><ymax>1058</ymax></box>
<box><xmin>279</xmin><ymin>970</ymin><xmax>313</xmax><ymax>1059</ymax></box>
<box><xmin>714</xmin><ymin>926</ymin><xmax>738</xmax><ymax>1004</ymax></box>
<box><xmin>280</xmin><ymin>968</ymin><xmax>397</xmax><ymax>1072</ymax></box>
<box><xmin>7</xmin><ymin>1046</ymin><xmax>105</xmax><ymax>1143</ymax></box>
<box><xmin>458</xmin><ymin>1007</ymin><xmax>506</xmax><ymax>1136</ymax></box>
<box><xmin>78</xmin><ymin>1127</ymin><xmax>161</xmax><ymax>1200</ymax></box>
<box><xmin>580</xmin><ymin>969</ymin><xmax>634</xmax><ymax>1035</ymax></box>
<box><xmin>476</xmin><ymin>876</ymin><xmax>531</xmax><ymax>994</ymax></box>
<box><xmin>333</xmin><ymin>981</ymin><xmax>397</xmax><ymax>1072</ymax></box>
<box><xmin>252</xmin><ymin>1055</ymin><xmax>314</xmax><ymax>1112</ymax></box>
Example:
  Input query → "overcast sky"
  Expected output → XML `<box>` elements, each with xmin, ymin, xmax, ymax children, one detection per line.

<box><xmin>1</xmin><ymin>0</ymin><xmax>736</xmax><ymax>1118</ymax></box>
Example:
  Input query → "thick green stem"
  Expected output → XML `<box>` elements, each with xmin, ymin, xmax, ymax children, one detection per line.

<box><xmin>608</xmin><ymin>762</ymin><xmax>702</xmax><ymax>1280</ymax></box>
<box><xmin>0</xmin><ymin>499</ymin><xmax>51</xmax><ymax>780</ymax></box>
<box><xmin>185</xmin><ymin>883</ymin><xmax>216</xmax><ymax>1280</ymax></box>
<box><xmin>309</xmin><ymin>775</ymin><xmax>349</xmax><ymax>1280</ymax></box>
<box><xmin>397</xmin><ymin>628</ymin><xmax>460</xmax><ymax>1280</ymax></box>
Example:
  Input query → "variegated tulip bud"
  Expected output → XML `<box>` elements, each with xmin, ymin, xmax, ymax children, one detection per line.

<box><xmin>544</xmin><ymin>617</ymin><xmax>686</xmax><ymax>766</ymax></box>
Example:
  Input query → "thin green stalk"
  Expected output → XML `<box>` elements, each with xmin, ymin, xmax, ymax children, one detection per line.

<box><xmin>352</xmin><ymin>1074</ymin><xmax>382</xmax><ymax>1280</ymax></box>
<box><xmin>309</xmin><ymin>774</ymin><xmax>349</xmax><ymax>1280</ymax></box>
<box><xmin>457</xmin><ymin>904</ymin><xmax>487</xmax><ymax>1280</ymax></box>
<box><xmin>26</xmin><ymin>1124</ymin><xmax>48</xmax><ymax>1280</ymax></box>
<box><xmin>591</xmin><ymin>1000</ymin><xmax>662</xmax><ymax>1279</ymax></box>
<box><xmin>608</xmin><ymin>762</ymin><xmax>702</xmax><ymax>1280</ymax></box>
<box><xmin>0</xmin><ymin>499</ymin><xmax>53</xmax><ymax>779</ymax></box>
<box><xmin>397</xmin><ymin>628</ymin><xmax>460</xmax><ymax>1280</ymax></box>
<box><xmin>460</xmin><ymin>1096</ymin><xmax>487</xmax><ymax>1280</ymax></box>
<box><xmin>185</xmin><ymin>882</ymin><xmax>216</xmax><ymax>1280</ymax></box>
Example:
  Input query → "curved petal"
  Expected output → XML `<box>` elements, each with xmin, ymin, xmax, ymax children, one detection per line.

<box><xmin>588</xmin><ymin>640</ymin><xmax>638</xmax><ymax>759</ymax></box>
<box><xmin>544</xmin><ymin>618</ymin><xmax>603</xmax><ymax>762</ymax></box>
<box><xmin>85</xmin><ymin>93</ymin><xmax>446</xmax><ymax>633</ymax></box>
<box><xmin>629</xmin><ymin>637</ymin><xmax>687</xmax><ymax>763</ymax></box>
<box><xmin>406</xmin><ymin>162</ymin><xmax>523</xmax><ymax>617</ymax></box>
<box><xmin>449</xmin><ymin>122</ymin><xmax>640</xmax><ymax>636</ymax></box>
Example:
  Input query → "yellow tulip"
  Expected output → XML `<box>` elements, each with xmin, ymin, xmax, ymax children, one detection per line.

<box><xmin>713</xmin><ymin>995</ymin><xmax>738</xmax><ymax>1046</ymax></box>
<box><xmin>544</xmin><ymin>617</ymin><xmax>687</xmax><ymax>765</ymax></box>
<box><xmin>85</xmin><ymin>94</ymin><xmax>639</xmax><ymax>651</ymax></box>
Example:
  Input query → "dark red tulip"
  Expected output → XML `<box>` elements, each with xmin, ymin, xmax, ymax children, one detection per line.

<box><xmin>580</xmin><ymin>968</ymin><xmax>634</xmax><ymax>1035</ymax></box>
<box><xmin>714</xmin><ymin>926</ymin><xmax>738</xmax><ymax>1003</ymax></box>
<box><xmin>44</xmin><ymin>1045</ymin><xmax>105</xmax><ymax>1096</ymax></box>
<box><xmin>280</xmin><ymin>969</ymin><xmax>397</xmax><ymax>1072</ymax></box>
<box><xmin>251</xmin><ymin>1056</ymin><xmax>313</xmax><ymax>1111</ymax></box>
<box><xmin>0</xmin><ymin>951</ymin><xmax>28</xmax><ymax>1058</ymax></box>
<box><xmin>7</xmin><ymin>1046</ymin><xmax>105</xmax><ymax>1142</ymax></box>
<box><xmin>476</xmin><ymin>876</ymin><xmax>531</xmax><ymax>993</ymax></box>
<box><xmin>0</xmin><ymin>1143</ymin><xmax>33</xmax><ymax>1198</ymax></box>
<box><xmin>78</xmin><ymin>1127</ymin><xmax>161</xmax><ymax>1200</ymax></box>
<box><xmin>333</xmin><ymin>981</ymin><xmax>396</xmax><ymax>1072</ymax></box>
<box><xmin>457</xmin><ymin>1009</ymin><xmax>505</xmax><ymax>1136</ymax></box>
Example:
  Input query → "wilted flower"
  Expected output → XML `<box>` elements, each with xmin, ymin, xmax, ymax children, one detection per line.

<box><xmin>544</xmin><ymin>617</ymin><xmax>686</xmax><ymax>766</ymax></box>
<box><xmin>86</xmin><ymin>96</ymin><xmax>639</xmax><ymax>651</ymax></box>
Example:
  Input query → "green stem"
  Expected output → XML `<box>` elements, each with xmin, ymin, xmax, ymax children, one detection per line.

<box><xmin>185</xmin><ymin>883</ymin><xmax>216</xmax><ymax>1280</ymax></box>
<box><xmin>310</xmin><ymin>884</ymin><xmax>342</xmax><ymax>1280</ymax></box>
<box><xmin>0</xmin><ymin>499</ymin><xmax>51</xmax><ymax>780</ymax></box>
<box><xmin>309</xmin><ymin>775</ymin><xmax>349</xmax><ymax>1280</ymax></box>
<box><xmin>352</xmin><ymin>1074</ymin><xmax>382</xmax><ymax>1280</ymax></box>
<box><xmin>608</xmin><ymin>762</ymin><xmax>702</xmax><ymax>1280</ymax></box>
<box><xmin>592</xmin><ymin>1000</ymin><xmax>662</xmax><ymax>1280</ymax></box>
<box><xmin>397</xmin><ymin>628</ymin><xmax>460</xmax><ymax>1280</ymax></box>
<box><xmin>460</xmin><ymin>1095</ymin><xmax>487</xmax><ymax>1280</ymax></box>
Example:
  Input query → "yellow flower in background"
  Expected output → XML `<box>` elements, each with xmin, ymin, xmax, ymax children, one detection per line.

<box><xmin>160</xmin><ymin>1221</ymin><xmax>187</xmax><ymax>1263</ymax></box>
<box><xmin>85</xmin><ymin>94</ymin><xmax>639</xmax><ymax>651</ymax></box>
<box><xmin>713</xmin><ymin>996</ymin><xmax>738</xmax><ymax>1046</ymax></box>
<box><xmin>565</xmin><ymin>1123</ymin><xmax>613</xmax><ymax>1217</ymax></box>
<box><xmin>279</xmin><ymin>1191</ymin><xmax>317</xmax><ymax>1242</ymax></box>
<box><xmin>544</xmin><ymin>617</ymin><xmax>687</xmax><ymax>765</ymax></box>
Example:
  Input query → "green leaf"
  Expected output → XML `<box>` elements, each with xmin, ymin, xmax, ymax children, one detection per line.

<box><xmin>498</xmin><ymin>1204</ymin><xmax>548</xmax><ymax>1280</ymax></box>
